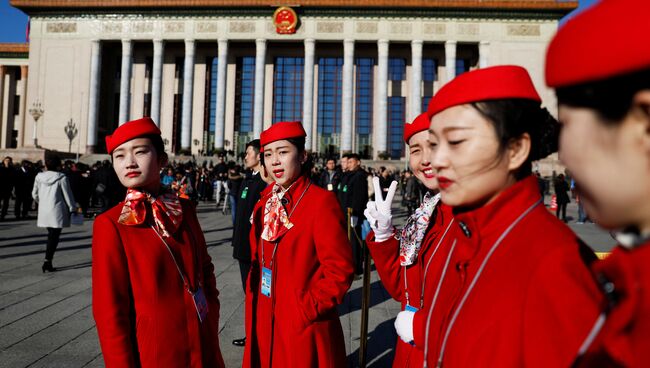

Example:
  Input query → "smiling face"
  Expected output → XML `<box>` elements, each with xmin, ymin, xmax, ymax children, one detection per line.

<box><xmin>558</xmin><ymin>99</ymin><xmax>650</xmax><ymax>231</ymax></box>
<box><xmin>112</xmin><ymin>137</ymin><xmax>166</xmax><ymax>194</ymax></box>
<box><xmin>428</xmin><ymin>104</ymin><xmax>528</xmax><ymax>209</ymax></box>
<box><xmin>263</xmin><ymin>139</ymin><xmax>306</xmax><ymax>189</ymax></box>
<box><xmin>408</xmin><ymin>130</ymin><xmax>438</xmax><ymax>191</ymax></box>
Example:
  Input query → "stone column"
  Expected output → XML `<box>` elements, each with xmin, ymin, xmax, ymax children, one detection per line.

<box><xmin>376</xmin><ymin>39</ymin><xmax>389</xmax><ymax>155</ymax></box>
<box><xmin>150</xmin><ymin>39</ymin><xmax>164</xmax><ymax>126</ymax></box>
<box><xmin>410</xmin><ymin>39</ymin><xmax>423</xmax><ymax>122</ymax></box>
<box><xmin>479</xmin><ymin>41</ymin><xmax>490</xmax><ymax>68</ymax></box>
<box><xmin>341</xmin><ymin>39</ymin><xmax>355</xmax><ymax>153</ymax></box>
<box><xmin>86</xmin><ymin>39</ymin><xmax>101</xmax><ymax>152</ymax></box>
<box><xmin>118</xmin><ymin>39</ymin><xmax>132</xmax><ymax>125</ymax></box>
<box><xmin>181</xmin><ymin>39</ymin><xmax>195</xmax><ymax>151</ymax></box>
<box><xmin>19</xmin><ymin>66</ymin><xmax>28</xmax><ymax>148</ymax></box>
<box><xmin>445</xmin><ymin>40</ymin><xmax>457</xmax><ymax>82</ymax></box>
<box><xmin>214</xmin><ymin>39</ymin><xmax>228</xmax><ymax>151</ymax></box>
<box><xmin>253</xmin><ymin>38</ymin><xmax>266</xmax><ymax>138</ymax></box>
<box><xmin>302</xmin><ymin>38</ymin><xmax>315</xmax><ymax>151</ymax></box>
<box><xmin>0</xmin><ymin>66</ymin><xmax>5</xmax><ymax>145</ymax></box>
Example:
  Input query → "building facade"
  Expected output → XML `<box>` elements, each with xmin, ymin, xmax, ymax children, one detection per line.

<box><xmin>10</xmin><ymin>0</ymin><xmax>575</xmax><ymax>160</ymax></box>
<box><xmin>0</xmin><ymin>43</ymin><xmax>29</xmax><ymax>150</ymax></box>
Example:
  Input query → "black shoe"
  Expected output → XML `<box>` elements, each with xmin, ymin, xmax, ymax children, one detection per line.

<box><xmin>42</xmin><ymin>261</ymin><xmax>56</xmax><ymax>273</ymax></box>
<box><xmin>232</xmin><ymin>337</ymin><xmax>246</xmax><ymax>347</ymax></box>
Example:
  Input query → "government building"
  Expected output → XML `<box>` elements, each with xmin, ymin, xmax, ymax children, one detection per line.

<box><xmin>4</xmin><ymin>0</ymin><xmax>575</xmax><ymax>162</ymax></box>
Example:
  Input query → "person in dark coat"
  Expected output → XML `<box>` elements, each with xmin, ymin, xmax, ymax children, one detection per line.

<box><xmin>0</xmin><ymin>156</ymin><xmax>16</xmax><ymax>220</ymax></box>
<box><xmin>554</xmin><ymin>174</ymin><xmax>570</xmax><ymax>222</ymax></box>
<box><xmin>342</xmin><ymin>153</ymin><xmax>369</xmax><ymax>275</ymax></box>
<box><xmin>231</xmin><ymin>139</ymin><xmax>268</xmax><ymax>347</ymax></box>
<box><xmin>318</xmin><ymin>158</ymin><xmax>341</xmax><ymax>193</ymax></box>
<box><xmin>14</xmin><ymin>160</ymin><xmax>36</xmax><ymax>219</ymax></box>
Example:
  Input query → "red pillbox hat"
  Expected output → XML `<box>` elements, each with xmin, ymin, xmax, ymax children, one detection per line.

<box><xmin>105</xmin><ymin>117</ymin><xmax>161</xmax><ymax>154</ymax></box>
<box><xmin>546</xmin><ymin>0</ymin><xmax>650</xmax><ymax>88</ymax></box>
<box><xmin>260</xmin><ymin>121</ymin><xmax>307</xmax><ymax>148</ymax></box>
<box><xmin>404</xmin><ymin>112</ymin><xmax>431</xmax><ymax>144</ymax></box>
<box><xmin>428</xmin><ymin>65</ymin><xmax>541</xmax><ymax>117</ymax></box>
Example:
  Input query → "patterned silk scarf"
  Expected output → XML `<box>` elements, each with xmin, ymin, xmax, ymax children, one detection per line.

<box><xmin>261</xmin><ymin>184</ymin><xmax>294</xmax><ymax>242</ymax></box>
<box><xmin>399</xmin><ymin>192</ymin><xmax>441</xmax><ymax>266</ymax></box>
<box><xmin>118</xmin><ymin>188</ymin><xmax>183</xmax><ymax>238</ymax></box>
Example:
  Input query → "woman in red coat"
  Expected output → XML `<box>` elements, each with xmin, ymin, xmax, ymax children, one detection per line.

<box><xmin>92</xmin><ymin>117</ymin><xmax>225</xmax><ymax>368</ymax></box>
<box><xmin>546</xmin><ymin>1</ymin><xmax>650</xmax><ymax>366</ymax></box>
<box><xmin>421</xmin><ymin>66</ymin><xmax>603</xmax><ymax>367</ymax></box>
<box><xmin>364</xmin><ymin>112</ymin><xmax>454</xmax><ymax>367</ymax></box>
<box><xmin>243</xmin><ymin>121</ymin><xmax>354</xmax><ymax>368</ymax></box>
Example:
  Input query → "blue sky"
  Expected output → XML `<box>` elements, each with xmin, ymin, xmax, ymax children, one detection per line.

<box><xmin>0</xmin><ymin>0</ymin><xmax>598</xmax><ymax>43</ymax></box>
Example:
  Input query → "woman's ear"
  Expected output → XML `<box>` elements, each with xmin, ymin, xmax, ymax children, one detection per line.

<box><xmin>300</xmin><ymin>150</ymin><xmax>308</xmax><ymax>165</ymax></box>
<box><xmin>507</xmin><ymin>133</ymin><xmax>531</xmax><ymax>172</ymax></box>
<box><xmin>632</xmin><ymin>90</ymin><xmax>650</xmax><ymax>153</ymax></box>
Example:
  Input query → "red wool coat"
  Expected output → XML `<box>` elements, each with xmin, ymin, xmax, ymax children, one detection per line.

<box><xmin>366</xmin><ymin>203</ymin><xmax>455</xmax><ymax>368</ymax></box>
<box><xmin>578</xmin><ymin>242</ymin><xmax>650</xmax><ymax>367</ymax></box>
<box><xmin>422</xmin><ymin>176</ymin><xmax>603</xmax><ymax>367</ymax></box>
<box><xmin>92</xmin><ymin>199</ymin><xmax>225</xmax><ymax>368</ymax></box>
<box><xmin>243</xmin><ymin>175</ymin><xmax>355</xmax><ymax>368</ymax></box>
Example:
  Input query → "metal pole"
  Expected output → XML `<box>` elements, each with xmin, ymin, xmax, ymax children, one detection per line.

<box><xmin>359</xmin><ymin>237</ymin><xmax>371</xmax><ymax>368</ymax></box>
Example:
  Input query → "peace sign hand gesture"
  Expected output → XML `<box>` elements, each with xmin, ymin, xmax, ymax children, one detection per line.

<box><xmin>364</xmin><ymin>176</ymin><xmax>398</xmax><ymax>242</ymax></box>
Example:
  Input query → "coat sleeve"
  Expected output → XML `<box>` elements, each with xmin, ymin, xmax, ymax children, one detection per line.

<box><xmin>60</xmin><ymin>176</ymin><xmax>76</xmax><ymax>211</ymax></box>
<box><xmin>522</xmin><ymin>244</ymin><xmax>603</xmax><ymax>368</ymax></box>
<box><xmin>350</xmin><ymin>173</ymin><xmax>369</xmax><ymax>218</ymax></box>
<box><xmin>91</xmin><ymin>215</ymin><xmax>137</xmax><ymax>368</ymax></box>
<box><xmin>31</xmin><ymin>176</ymin><xmax>39</xmax><ymax>203</ymax></box>
<box><xmin>366</xmin><ymin>232</ymin><xmax>404</xmax><ymax>302</ymax></box>
<box><xmin>298</xmin><ymin>193</ymin><xmax>355</xmax><ymax>322</ymax></box>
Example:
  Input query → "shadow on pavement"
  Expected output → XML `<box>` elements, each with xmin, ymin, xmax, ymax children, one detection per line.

<box><xmin>347</xmin><ymin>318</ymin><xmax>396</xmax><ymax>368</ymax></box>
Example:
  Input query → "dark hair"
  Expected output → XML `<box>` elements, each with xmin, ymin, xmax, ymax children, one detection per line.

<box><xmin>44</xmin><ymin>155</ymin><xmax>62</xmax><ymax>171</ymax></box>
<box><xmin>556</xmin><ymin>68</ymin><xmax>650</xmax><ymax>123</ymax></box>
<box><xmin>341</xmin><ymin>153</ymin><xmax>351</xmax><ymax>159</ymax></box>
<box><xmin>348</xmin><ymin>153</ymin><xmax>361</xmax><ymax>161</ymax></box>
<box><xmin>260</xmin><ymin>137</ymin><xmax>313</xmax><ymax>176</ymax></box>
<box><xmin>246</xmin><ymin>139</ymin><xmax>261</xmax><ymax>153</ymax></box>
<box><xmin>471</xmin><ymin>98</ymin><xmax>560</xmax><ymax>180</ymax></box>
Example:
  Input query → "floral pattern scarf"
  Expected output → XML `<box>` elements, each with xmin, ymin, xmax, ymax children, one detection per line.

<box><xmin>118</xmin><ymin>188</ymin><xmax>183</xmax><ymax>238</ymax></box>
<box><xmin>399</xmin><ymin>192</ymin><xmax>441</xmax><ymax>266</ymax></box>
<box><xmin>261</xmin><ymin>184</ymin><xmax>294</xmax><ymax>242</ymax></box>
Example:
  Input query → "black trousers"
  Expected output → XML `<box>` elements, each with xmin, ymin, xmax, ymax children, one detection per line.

<box><xmin>14</xmin><ymin>194</ymin><xmax>32</xmax><ymax>218</ymax></box>
<box><xmin>556</xmin><ymin>203</ymin><xmax>568</xmax><ymax>221</ymax></box>
<box><xmin>45</xmin><ymin>227</ymin><xmax>62</xmax><ymax>261</ymax></box>
<box><xmin>351</xmin><ymin>224</ymin><xmax>363</xmax><ymax>275</ymax></box>
<box><xmin>238</xmin><ymin>260</ymin><xmax>251</xmax><ymax>292</ymax></box>
<box><xmin>0</xmin><ymin>192</ymin><xmax>10</xmax><ymax>218</ymax></box>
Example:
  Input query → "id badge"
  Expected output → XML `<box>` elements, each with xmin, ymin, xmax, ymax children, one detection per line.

<box><xmin>241</xmin><ymin>187</ymin><xmax>249</xmax><ymax>199</ymax></box>
<box><xmin>261</xmin><ymin>267</ymin><xmax>272</xmax><ymax>298</ymax></box>
<box><xmin>343</xmin><ymin>185</ymin><xmax>348</xmax><ymax>193</ymax></box>
<box><xmin>327</xmin><ymin>183</ymin><xmax>334</xmax><ymax>191</ymax></box>
<box><xmin>191</xmin><ymin>287</ymin><xmax>209</xmax><ymax>323</ymax></box>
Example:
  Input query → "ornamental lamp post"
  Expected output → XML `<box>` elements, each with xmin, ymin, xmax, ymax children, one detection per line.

<box><xmin>28</xmin><ymin>100</ymin><xmax>44</xmax><ymax>147</ymax></box>
<box><xmin>64</xmin><ymin>118</ymin><xmax>78</xmax><ymax>153</ymax></box>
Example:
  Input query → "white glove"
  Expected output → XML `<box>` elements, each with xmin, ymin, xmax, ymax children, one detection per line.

<box><xmin>363</xmin><ymin>177</ymin><xmax>398</xmax><ymax>242</ymax></box>
<box><xmin>394</xmin><ymin>310</ymin><xmax>415</xmax><ymax>344</ymax></box>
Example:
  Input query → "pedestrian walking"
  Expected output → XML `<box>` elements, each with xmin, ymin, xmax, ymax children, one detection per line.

<box><xmin>243</xmin><ymin>121</ymin><xmax>354</xmax><ymax>368</ymax></box>
<box><xmin>31</xmin><ymin>155</ymin><xmax>76</xmax><ymax>272</ymax></box>
<box><xmin>0</xmin><ymin>156</ymin><xmax>16</xmax><ymax>221</ymax></box>
<box><xmin>92</xmin><ymin>117</ymin><xmax>225</xmax><ymax>368</ymax></box>
<box><xmin>339</xmin><ymin>153</ymin><xmax>369</xmax><ymax>275</ymax></box>
<box><xmin>554</xmin><ymin>173</ymin><xmax>570</xmax><ymax>222</ymax></box>
<box><xmin>364</xmin><ymin>112</ymin><xmax>455</xmax><ymax>368</ymax></box>
<box><xmin>14</xmin><ymin>160</ymin><xmax>36</xmax><ymax>219</ymax></box>
<box><xmin>422</xmin><ymin>65</ymin><xmax>601</xmax><ymax>367</ymax></box>
<box><xmin>546</xmin><ymin>1</ymin><xmax>650</xmax><ymax>365</ymax></box>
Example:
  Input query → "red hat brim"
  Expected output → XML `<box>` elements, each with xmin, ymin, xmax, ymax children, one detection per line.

<box><xmin>260</xmin><ymin>121</ymin><xmax>307</xmax><ymax>148</ymax></box>
<box><xmin>105</xmin><ymin>117</ymin><xmax>161</xmax><ymax>154</ymax></box>
<box><xmin>404</xmin><ymin>112</ymin><xmax>431</xmax><ymax>144</ymax></box>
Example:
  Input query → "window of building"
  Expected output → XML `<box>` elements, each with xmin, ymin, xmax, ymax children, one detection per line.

<box><xmin>207</xmin><ymin>57</ymin><xmax>218</xmax><ymax>150</ymax></box>
<box><xmin>388</xmin><ymin>58</ymin><xmax>406</xmax><ymax>81</ymax></box>
<box><xmin>317</xmin><ymin>57</ymin><xmax>343</xmax><ymax>135</ymax></box>
<box><xmin>355</xmin><ymin>57</ymin><xmax>374</xmax><ymax>159</ymax></box>
<box><xmin>143</xmin><ymin>94</ymin><xmax>151</xmax><ymax>117</ymax></box>
<box><xmin>387</xmin><ymin>96</ymin><xmax>405</xmax><ymax>159</ymax></box>
<box><xmin>422</xmin><ymin>58</ymin><xmax>437</xmax><ymax>82</ymax></box>
<box><xmin>456</xmin><ymin>59</ymin><xmax>470</xmax><ymax>76</ymax></box>
<box><xmin>422</xmin><ymin>96</ymin><xmax>432</xmax><ymax>115</ymax></box>
<box><xmin>273</xmin><ymin>57</ymin><xmax>304</xmax><ymax>123</ymax></box>
<box><xmin>235</xmin><ymin>56</ymin><xmax>256</xmax><ymax>134</ymax></box>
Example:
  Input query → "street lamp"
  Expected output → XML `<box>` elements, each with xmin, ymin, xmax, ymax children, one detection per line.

<box><xmin>29</xmin><ymin>100</ymin><xmax>44</xmax><ymax>148</ymax></box>
<box><xmin>64</xmin><ymin>118</ymin><xmax>78</xmax><ymax>153</ymax></box>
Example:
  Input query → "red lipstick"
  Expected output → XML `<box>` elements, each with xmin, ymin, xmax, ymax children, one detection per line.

<box><xmin>437</xmin><ymin>176</ymin><xmax>453</xmax><ymax>190</ymax></box>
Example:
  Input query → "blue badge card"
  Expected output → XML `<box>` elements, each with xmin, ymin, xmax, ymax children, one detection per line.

<box><xmin>405</xmin><ymin>304</ymin><xmax>419</xmax><ymax>313</ymax></box>
<box><xmin>261</xmin><ymin>267</ymin><xmax>272</xmax><ymax>297</ymax></box>
<box><xmin>192</xmin><ymin>287</ymin><xmax>209</xmax><ymax>323</ymax></box>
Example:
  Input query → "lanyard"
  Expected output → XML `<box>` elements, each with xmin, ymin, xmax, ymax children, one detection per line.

<box><xmin>434</xmin><ymin>198</ymin><xmax>542</xmax><ymax>367</ymax></box>
<box><xmin>404</xmin><ymin>219</ymin><xmax>455</xmax><ymax>309</ymax></box>
<box><xmin>151</xmin><ymin>225</ymin><xmax>201</xmax><ymax>294</ymax></box>
<box><xmin>260</xmin><ymin>182</ymin><xmax>311</xmax><ymax>268</ymax></box>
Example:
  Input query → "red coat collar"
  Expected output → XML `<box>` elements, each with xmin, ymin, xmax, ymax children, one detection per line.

<box><xmin>451</xmin><ymin>175</ymin><xmax>543</xmax><ymax>262</ymax></box>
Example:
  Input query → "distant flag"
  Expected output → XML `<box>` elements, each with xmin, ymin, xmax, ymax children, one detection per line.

<box><xmin>26</xmin><ymin>17</ymin><xmax>30</xmax><ymax>43</ymax></box>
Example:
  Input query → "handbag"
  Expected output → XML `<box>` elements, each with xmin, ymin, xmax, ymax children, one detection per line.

<box><xmin>71</xmin><ymin>212</ymin><xmax>84</xmax><ymax>226</ymax></box>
